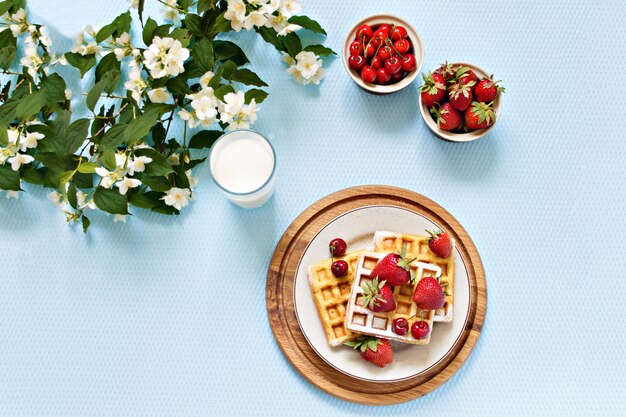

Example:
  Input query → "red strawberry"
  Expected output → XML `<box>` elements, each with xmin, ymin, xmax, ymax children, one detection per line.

<box><xmin>430</xmin><ymin>102</ymin><xmax>462</xmax><ymax>131</ymax></box>
<box><xmin>454</xmin><ymin>66</ymin><xmax>478</xmax><ymax>94</ymax></box>
<box><xmin>344</xmin><ymin>337</ymin><xmax>393</xmax><ymax>368</ymax></box>
<box><xmin>474</xmin><ymin>75</ymin><xmax>505</xmax><ymax>103</ymax></box>
<box><xmin>420</xmin><ymin>71</ymin><xmax>447</xmax><ymax>107</ymax></box>
<box><xmin>465</xmin><ymin>101</ymin><xmax>496</xmax><ymax>130</ymax></box>
<box><xmin>412</xmin><ymin>277</ymin><xmax>446</xmax><ymax>310</ymax></box>
<box><xmin>361</xmin><ymin>277</ymin><xmax>396</xmax><ymax>312</ymax></box>
<box><xmin>369</xmin><ymin>244</ymin><xmax>416</xmax><ymax>286</ymax></box>
<box><xmin>448</xmin><ymin>80</ymin><xmax>475</xmax><ymax>111</ymax></box>
<box><xmin>426</xmin><ymin>229</ymin><xmax>452</xmax><ymax>258</ymax></box>
<box><xmin>435</xmin><ymin>61</ymin><xmax>456</xmax><ymax>82</ymax></box>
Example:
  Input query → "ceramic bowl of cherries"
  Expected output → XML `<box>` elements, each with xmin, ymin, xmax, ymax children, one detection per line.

<box><xmin>343</xmin><ymin>15</ymin><xmax>424</xmax><ymax>94</ymax></box>
<box><xmin>418</xmin><ymin>62</ymin><xmax>505</xmax><ymax>142</ymax></box>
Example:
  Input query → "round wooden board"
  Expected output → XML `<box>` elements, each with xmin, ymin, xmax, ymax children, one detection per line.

<box><xmin>266</xmin><ymin>185</ymin><xmax>487</xmax><ymax>405</ymax></box>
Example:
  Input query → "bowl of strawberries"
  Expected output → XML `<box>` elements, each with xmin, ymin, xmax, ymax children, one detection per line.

<box><xmin>418</xmin><ymin>62</ymin><xmax>505</xmax><ymax>142</ymax></box>
<box><xmin>343</xmin><ymin>15</ymin><xmax>424</xmax><ymax>94</ymax></box>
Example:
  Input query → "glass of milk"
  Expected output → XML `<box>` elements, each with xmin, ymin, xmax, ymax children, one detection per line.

<box><xmin>209</xmin><ymin>129</ymin><xmax>276</xmax><ymax>208</ymax></box>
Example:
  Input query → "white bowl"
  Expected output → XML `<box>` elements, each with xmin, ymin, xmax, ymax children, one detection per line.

<box><xmin>342</xmin><ymin>15</ymin><xmax>424</xmax><ymax>95</ymax></box>
<box><xmin>418</xmin><ymin>62</ymin><xmax>503</xmax><ymax>142</ymax></box>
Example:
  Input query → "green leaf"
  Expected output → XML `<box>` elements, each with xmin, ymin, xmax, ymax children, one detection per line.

<box><xmin>211</xmin><ymin>12</ymin><xmax>232</xmax><ymax>34</ymax></box>
<box><xmin>134</xmin><ymin>148</ymin><xmax>173</xmax><ymax>176</ymax></box>
<box><xmin>124</xmin><ymin>104</ymin><xmax>174</xmax><ymax>146</ymax></box>
<box><xmin>130</xmin><ymin>190</ymin><xmax>162</xmax><ymax>209</ymax></box>
<box><xmin>37</xmin><ymin>111</ymin><xmax>70</xmax><ymax>153</ymax></box>
<box><xmin>81</xmin><ymin>214</ymin><xmax>91</xmax><ymax>233</ymax></box>
<box><xmin>281</xmin><ymin>33</ymin><xmax>303</xmax><ymax>57</ymax></box>
<box><xmin>58</xmin><ymin>170</ymin><xmax>75</xmax><ymax>190</ymax></box>
<box><xmin>255</xmin><ymin>26</ymin><xmax>282</xmax><ymax>51</ymax></box>
<box><xmin>22</xmin><ymin>167</ymin><xmax>46</xmax><ymax>185</ymax></box>
<box><xmin>101</xmin><ymin>149</ymin><xmax>117</xmax><ymax>170</ymax></box>
<box><xmin>96</xmin><ymin>53</ymin><xmax>121</xmax><ymax>86</ymax></box>
<box><xmin>216</xmin><ymin>60</ymin><xmax>237</xmax><ymax>79</ymax></box>
<box><xmin>151</xmin><ymin>122</ymin><xmax>166</xmax><ymax>148</ymax></box>
<box><xmin>65</xmin><ymin>52</ymin><xmax>97</xmax><ymax>78</ymax></box>
<box><xmin>15</xmin><ymin>90</ymin><xmax>47</xmax><ymax>121</ymax></box>
<box><xmin>100</xmin><ymin>123</ymin><xmax>128</xmax><ymax>150</ymax></box>
<box><xmin>0</xmin><ymin>98</ymin><xmax>19</xmax><ymax>127</ymax></box>
<box><xmin>152</xmin><ymin>24</ymin><xmax>172</xmax><ymax>39</ymax></box>
<box><xmin>244</xmin><ymin>88</ymin><xmax>268</xmax><ymax>104</ymax></box>
<box><xmin>183</xmin><ymin>157</ymin><xmax>206</xmax><ymax>170</ymax></box>
<box><xmin>141</xmin><ymin>175</ymin><xmax>171</xmax><ymax>192</ymax></box>
<box><xmin>41</xmin><ymin>73</ymin><xmax>68</xmax><ymax>107</ymax></box>
<box><xmin>93</xmin><ymin>186</ymin><xmax>129</xmax><ymax>214</ymax></box>
<box><xmin>97</xmin><ymin>12</ymin><xmax>132</xmax><ymax>42</ymax></box>
<box><xmin>287</xmin><ymin>15</ymin><xmax>327</xmax><ymax>35</ymax></box>
<box><xmin>143</xmin><ymin>17</ymin><xmax>158</xmax><ymax>46</ymax></box>
<box><xmin>0</xmin><ymin>30</ymin><xmax>17</xmax><ymax>70</ymax></box>
<box><xmin>173</xmin><ymin>166</ymin><xmax>190</xmax><ymax>189</ymax></box>
<box><xmin>188</xmin><ymin>130</ymin><xmax>222</xmax><ymax>149</ymax></box>
<box><xmin>170</xmin><ymin>28</ymin><xmax>191</xmax><ymax>47</ymax></box>
<box><xmin>213</xmin><ymin>40</ymin><xmax>249</xmax><ymax>65</ymax></box>
<box><xmin>96</xmin><ymin>24</ymin><xmax>116</xmax><ymax>43</ymax></box>
<box><xmin>230</xmin><ymin>69</ymin><xmax>268</xmax><ymax>87</ymax></box>
<box><xmin>191</xmin><ymin>37</ymin><xmax>214</xmax><ymax>73</ymax></box>
<box><xmin>166</xmin><ymin>76</ymin><xmax>192</xmax><ymax>95</ymax></box>
<box><xmin>86</xmin><ymin>78</ymin><xmax>106</xmax><ymax>112</ymax></box>
<box><xmin>151</xmin><ymin>204</ymin><xmax>179</xmax><ymax>215</ymax></box>
<box><xmin>214</xmin><ymin>84</ymin><xmax>235</xmax><ymax>101</ymax></box>
<box><xmin>67</xmin><ymin>182</ymin><xmax>78</xmax><ymax>209</ymax></box>
<box><xmin>197</xmin><ymin>0</ymin><xmax>216</xmax><ymax>13</ymax></box>
<box><xmin>184</xmin><ymin>13</ymin><xmax>205</xmax><ymax>37</ymax></box>
<box><xmin>0</xmin><ymin>126</ymin><xmax>7</xmax><ymax>146</ymax></box>
<box><xmin>64</xmin><ymin>118</ymin><xmax>91</xmax><ymax>155</ymax></box>
<box><xmin>304</xmin><ymin>44</ymin><xmax>336</xmax><ymax>56</ymax></box>
<box><xmin>74</xmin><ymin>172</ymin><xmax>93</xmax><ymax>189</ymax></box>
<box><xmin>77</xmin><ymin>162</ymin><xmax>100</xmax><ymax>174</ymax></box>
<box><xmin>0</xmin><ymin>165</ymin><xmax>21</xmax><ymax>191</ymax></box>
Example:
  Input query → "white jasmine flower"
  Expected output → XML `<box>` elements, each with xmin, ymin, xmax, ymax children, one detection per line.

<box><xmin>128</xmin><ymin>0</ymin><xmax>140</xmax><ymax>8</ymax></box>
<box><xmin>295</xmin><ymin>51</ymin><xmax>321</xmax><ymax>79</ymax></box>
<box><xmin>161</xmin><ymin>187</ymin><xmax>191</xmax><ymax>210</ymax></box>
<box><xmin>50</xmin><ymin>53</ymin><xmax>67</xmax><ymax>66</ymax></box>
<box><xmin>178</xmin><ymin>108</ymin><xmax>192</xmax><ymax>121</ymax></box>
<box><xmin>221</xmin><ymin>91</ymin><xmax>245</xmax><ymax>117</ymax></box>
<box><xmin>169</xmin><ymin>153</ymin><xmax>180</xmax><ymax>165</ymax></box>
<box><xmin>7</xmin><ymin>128</ymin><xmax>21</xmax><ymax>145</ymax></box>
<box><xmin>199</xmin><ymin>71</ymin><xmax>215</xmax><ymax>88</ymax></box>
<box><xmin>48</xmin><ymin>191</ymin><xmax>64</xmax><ymax>207</ymax></box>
<box><xmin>113</xmin><ymin>214</ymin><xmax>127</xmax><ymax>223</ymax></box>
<box><xmin>279</xmin><ymin>0</ymin><xmax>302</xmax><ymax>17</ymax></box>
<box><xmin>12</xmin><ymin>8</ymin><xmax>27</xmax><ymax>21</ymax></box>
<box><xmin>163</xmin><ymin>7</ymin><xmax>181</xmax><ymax>25</ymax></box>
<box><xmin>143</xmin><ymin>36</ymin><xmax>189</xmax><ymax>79</ymax></box>
<box><xmin>8</xmin><ymin>153</ymin><xmax>34</xmax><ymax>171</ymax></box>
<box><xmin>260</xmin><ymin>0</ymin><xmax>280</xmax><ymax>14</ymax></box>
<box><xmin>124</xmin><ymin>67</ymin><xmax>147</xmax><ymax>104</ymax></box>
<box><xmin>5</xmin><ymin>190</ymin><xmax>19</xmax><ymax>199</ymax></box>
<box><xmin>243</xmin><ymin>12</ymin><xmax>268</xmax><ymax>30</ymax></box>
<box><xmin>147</xmin><ymin>87</ymin><xmax>173</xmax><ymax>103</ymax></box>
<box><xmin>38</xmin><ymin>26</ymin><xmax>52</xmax><ymax>47</ymax></box>
<box><xmin>95</xmin><ymin>167</ymin><xmax>118</xmax><ymax>189</ymax></box>
<box><xmin>0</xmin><ymin>147</ymin><xmax>14</xmax><ymax>165</ymax></box>
<box><xmin>113</xmin><ymin>32</ymin><xmax>131</xmax><ymax>61</ymax></box>
<box><xmin>77</xmin><ymin>190</ymin><xmax>96</xmax><ymax>210</ymax></box>
<box><xmin>64</xmin><ymin>89</ymin><xmax>72</xmax><ymax>100</ymax></box>
<box><xmin>226</xmin><ymin>0</ymin><xmax>247</xmax><ymax>22</ymax></box>
<box><xmin>186</xmin><ymin>170</ymin><xmax>199</xmax><ymax>189</ymax></box>
<box><xmin>191</xmin><ymin>95</ymin><xmax>219</xmax><ymax>122</ymax></box>
<box><xmin>20</xmin><ymin>43</ymin><xmax>43</xmax><ymax>81</ymax></box>
<box><xmin>280</xmin><ymin>51</ymin><xmax>295</xmax><ymax>66</ymax></box>
<box><xmin>82</xmin><ymin>41</ymin><xmax>102</xmax><ymax>56</ymax></box>
<box><xmin>114</xmin><ymin>152</ymin><xmax>128</xmax><ymax>169</ymax></box>
<box><xmin>115</xmin><ymin>176</ymin><xmax>141</xmax><ymax>195</ymax></box>
<box><xmin>127</xmin><ymin>156</ymin><xmax>152</xmax><ymax>175</ymax></box>
<box><xmin>19</xmin><ymin>131</ymin><xmax>45</xmax><ymax>151</ymax></box>
<box><xmin>83</xmin><ymin>25</ymin><xmax>97</xmax><ymax>37</ymax></box>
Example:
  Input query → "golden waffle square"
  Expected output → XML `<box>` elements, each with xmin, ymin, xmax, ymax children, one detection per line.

<box><xmin>307</xmin><ymin>250</ymin><xmax>366</xmax><ymax>347</ymax></box>
<box><xmin>373</xmin><ymin>231</ymin><xmax>455</xmax><ymax>322</ymax></box>
<box><xmin>345</xmin><ymin>252</ymin><xmax>440</xmax><ymax>345</ymax></box>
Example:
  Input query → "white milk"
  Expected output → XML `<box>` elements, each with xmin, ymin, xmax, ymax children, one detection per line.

<box><xmin>209</xmin><ymin>130</ymin><xmax>276</xmax><ymax>208</ymax></box>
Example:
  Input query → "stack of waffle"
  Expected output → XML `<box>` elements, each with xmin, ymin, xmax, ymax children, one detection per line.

<box><xmin>307</xmin><ymin>231</ymin><xmax>455</xmax><ymax>348</ymax></box>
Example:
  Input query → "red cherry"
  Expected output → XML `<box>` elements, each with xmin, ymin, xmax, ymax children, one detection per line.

<box><xmin>377</xmin><ymin>45</ymin><xmax>395</xmax><ymax>61</ymax></box>
<box><xmin>349</xmin><ymin>40</ymin><xmax>363</xmax><ymax>56</ymax></box>
<box><xmin>401</xmin><ymin>54</ymin><xmax>417</xmax><ymax>72</ymax></box>
<box><xmin>391</xmin><ymin>25</ymin><xmax>408</xmax><ymax>41</ymax></box>
<box><xmin>411</xmin><ymin>320</ymin><xmax>430</xmax><ymax>339</ymax></box>
<box><xmin>356</xmin><ymin>24</ymin><xmax>373</xmax><ymax>41</ymax></box>
<box><xmin>331</xmin><ymin>260</ymin><xmax>348</xmax><ymax>277</ymax></box>
<box><xmin>373</xmin><ymin>29</ymin><xmax>389</xmax><ymax>42</ymax></box>
<box><xmin>393</xmin><ymin>38</ymin><xmax>411</xmax><ymax>54</ymax></box>
<box><xmin>369</xmin><ymin>36</ymin><xmax>382</xmax><ymax>48</ymax></box>
<box><xmin>376</xmin><ymin>68</ymin><xmax>391</xmax><ymax>84</ymax></box>
<box><xmin>392</xmin><ymin>318</ymin><xmax>408</xmax><ymax>335</ymax></box>
<box><xmin>360</xmin><ymin>66</ymin><xmax>376</xmax><ymax>83</ymax></box>
<box><xmin>370</xmin><ymin>56</ymin><xmax>383</xmax><ymax>70</ymax></box>
<box><xmin>390</xmin><ymin>71</ymin><xmax>404</xmax><ymax>82</ymax></box>
<box><xmin>329</xmin><ymin>238</ymin><xmax>347</xmax><ymax>257</ymax></box>
<box><xmin>348</xmin><ymin>55</ymin><xmax>365</xmax><ymax>71</ymax></box>
<box><xmin>377</xmin><ymin>23</ymin><xmax>392</xmax><ymax>36</ymax></box>
<box><xmin>384</xmin><ymin>56</ymin><xmax>402</xmax><ymax>74</ymax></box>
<box><xmin>364</xmin><ymin>42</ymin><xmax>377</xmax><ymax>58</ymax></box>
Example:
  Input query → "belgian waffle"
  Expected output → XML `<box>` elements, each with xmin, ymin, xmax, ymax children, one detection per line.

<box><xmin>345</xmin><ymin>252</ymin><xmax>441</xmax><ymax>345</ymax></box>
<box><xmin>373</xmin><ymin>231</ymin><xmax>455</xmax><ymax>322</ymax></box>
<box><xmin>307</xmin><ymin>250</ymin><xmax>365</xmax><ymax>347</ymax></box>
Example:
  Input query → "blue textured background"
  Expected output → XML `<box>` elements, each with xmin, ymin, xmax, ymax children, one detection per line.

<box><xmin>1</xmin><ymin>0</ymin><xmax>625</xmax><ymax>416</ymax></box>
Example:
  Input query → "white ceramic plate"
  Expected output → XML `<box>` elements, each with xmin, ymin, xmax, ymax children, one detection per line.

<box><xmin>294</xmin><ymin>205</ymin><xmax>470</xmax><ymax>382</ymax></box>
